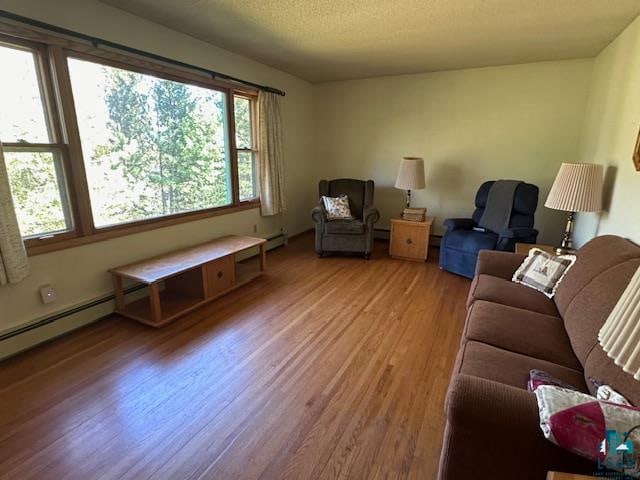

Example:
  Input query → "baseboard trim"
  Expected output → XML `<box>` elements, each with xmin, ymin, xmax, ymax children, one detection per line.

<box><xmin>0</xmin><ymin>286</ymin><xmax>150</xmax><ymax>361</ymax></box>
<box><xmin>288</xmin><ymin>228</ymin><xmax>313</xmax><ymax>241</ymax></box>
<box><xmin>0</xmin><ymin>233</ymin><xmax>288</xmax><ymax>360</ymax></box>
<box><xmin>300</xmin><ymin>226</ymin><xmax>441</xmax><ymax>245</ymax></box>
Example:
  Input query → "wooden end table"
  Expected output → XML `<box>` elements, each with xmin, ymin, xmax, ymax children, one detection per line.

<box><xmin>389</xmin><ymin>216</ymin><xmax>435</xmax><ymax>262</ymax></box>
<box><xmin>516</xmin><ymin>242</ymin><xmax>557</xmax><ymax>255</ymax></box>
<box><xmin>110</xmin><ymin>235</ymin><xmax>266</xmax><ymax>327</ymax></box>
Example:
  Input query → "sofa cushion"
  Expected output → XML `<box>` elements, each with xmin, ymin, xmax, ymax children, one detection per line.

<box><xmin>324</xmin><ymin>219</ymin><xmax>365</xmax><ymax>235</ymax></box>
<box><xmin>455</xmin><ymin>340</ymin><xmax>587</xmax><ymax>391</ymax></box>
<box><xmin>562</xmin><ymin>259</ymin><xmax>640</xmax><ymax>366</ymax></box>
<box><xmin>464</xmin><ymin>300</ymin><xmax>581</xmax><ymax>370</ymax></box>
<box><xmin>467</xmin><ymin>274</ymin><xmax>559</xmax><ymax>317</ymax></box>
<box><xmin>554</xmin><ymin>235</ymin><xmax>640</xmax><ymax>316</ymax></box>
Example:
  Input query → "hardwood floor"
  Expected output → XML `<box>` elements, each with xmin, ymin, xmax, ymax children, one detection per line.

<box><xmin>0</xmin><ymin>234</ymin><xmax>470</xmax><ymax>480</ymax></box>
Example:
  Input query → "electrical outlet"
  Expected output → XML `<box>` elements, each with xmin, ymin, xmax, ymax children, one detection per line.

<box><xmin>253</xmin><ymin>224</ymin><xmax>258</xmax><ymax>233</ymax></box>
<box><xmin>39</xmin><ymin>284</ymin><xmax>57</xmax><ymax>304</ymax></box>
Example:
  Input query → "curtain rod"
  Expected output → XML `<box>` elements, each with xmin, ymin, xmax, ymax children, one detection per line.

<box><xmin>0</xmin><ymin>9</ymin><xmax>286</xmax><ymax>96</ymax></box>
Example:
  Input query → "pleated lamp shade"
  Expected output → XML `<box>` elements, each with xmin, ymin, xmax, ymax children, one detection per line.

<box><xmin>599</xmin><ymin>265</ymin><xmax>640</xmax><ymax>380</ymax></box>
<box><xmin>395</xmin><ymin>157</ymin><xmax>426</xmax><ymax>190</ymax></box>
<box><xmin>545</xmin><ymin>163</ymin><xmax>603</xmax><ymax>212</ymax></box>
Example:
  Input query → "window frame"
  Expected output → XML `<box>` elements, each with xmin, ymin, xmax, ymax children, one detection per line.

<box><xmin>2</xmin><ymin>145</ymin><xmax>76</xmax><ymax>240</ymax></box>
<box><xmin>0</xmin><ymin>35</ymin><xmax>81</xmax><ymax>246</ymax></box>
<box><xmin>0</xmin><ymin>29</ymin><xmax>260</xmax><ymax>256</ymax></box>
<box><xmin>234</xmin><ymin>93</ymin><xmax>260</xmax><ymax>202</ymax></box>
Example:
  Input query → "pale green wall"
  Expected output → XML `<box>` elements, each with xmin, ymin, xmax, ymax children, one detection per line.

<box><xmin>314</xmin><ymin>60</ymin><xmax>594</xmax><ymax>243</ymax></box>
<box><xmin>0</xmin><ymin>0</ymin><xmax>316</xmax><ymax>334</ymax></box>
<box><xmin>574</xmin><ymin>15</ymin><xmax>640</xmax><ymax>246</ymax></box>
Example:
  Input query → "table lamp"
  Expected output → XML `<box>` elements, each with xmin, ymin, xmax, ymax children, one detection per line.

<box><xmin>599</xmin><ymin>265</ymin><xmax>640</xmax><ymax>380</ymax></box>
<box><xmin>544</xmin><ymin>162</ymin><xmax>603</xmax><ymax>255</ymax></box>
<box><xmin>395</xmin><ymin>157</ymin><xmax>425</xmax><ymax>208</ymax></box>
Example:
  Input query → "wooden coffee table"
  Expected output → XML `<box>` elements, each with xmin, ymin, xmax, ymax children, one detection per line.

<box><xmin>110</xmin><ymin>235</ymin><xmax>266</xmax><ymax>327</ymax></box>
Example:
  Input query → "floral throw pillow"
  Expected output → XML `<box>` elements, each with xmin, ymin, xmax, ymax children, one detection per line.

<box><xmin>527</xmin><ymin>369</ymin><xmax>579</xmax><ymax>393</ymax></box>
<box><xmin>322</xmin><ymin>195</ymin><xmax>353</xmax><ymax>220</ymax></box>
<box><xmin>535</xmin><ymin>385</ymin><xmax>640</xmax><ymax>477</ymax></box>
<box><xmin>512</xmin><ymin>248</ymin><xmax>576</xmax><ymax>298</ymax></box>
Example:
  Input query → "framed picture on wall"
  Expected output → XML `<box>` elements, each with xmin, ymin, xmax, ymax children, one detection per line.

<box><xmin>634</xmin><ymin>126</ymin><xmax>640</xmax><ymax>171</ymax></box>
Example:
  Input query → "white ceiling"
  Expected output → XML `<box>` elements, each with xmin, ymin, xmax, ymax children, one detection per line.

<box><xmin>101</xmin><ymin>0</ymin><xmax>640</xmax><ymax>82</ymax></box>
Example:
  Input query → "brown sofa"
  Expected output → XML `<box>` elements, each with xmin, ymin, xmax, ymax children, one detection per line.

<box><xmin>437</xmin><ymin>235</ymin><xmax>640</xmax><ymax>480</ymax></box>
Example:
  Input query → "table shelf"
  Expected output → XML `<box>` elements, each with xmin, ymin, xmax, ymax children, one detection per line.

<box><xmin>119</xmin><ymin>290</ymin><xmax>204</xmax><ymax>327</ymax></box>
<box><xmin>236</xmin><ymin>256</ymin><xmax>263</xmax><ymax>285</ymax></box>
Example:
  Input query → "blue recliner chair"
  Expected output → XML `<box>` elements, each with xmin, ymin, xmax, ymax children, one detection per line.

<box><xmin>439</xmin><ymin>181</ymin><xmax>539</xmax><ymax>278</ymax></box>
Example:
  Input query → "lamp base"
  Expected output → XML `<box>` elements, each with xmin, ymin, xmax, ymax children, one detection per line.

<box><xmin>555</xmin><ymin>211</ymin><xmax>576</xmax><ymax>256</ymax></box>
<box><xmin>399</xmin><ymin>189</ymin><xmax>411</xmax><ymax>215</ymax></box>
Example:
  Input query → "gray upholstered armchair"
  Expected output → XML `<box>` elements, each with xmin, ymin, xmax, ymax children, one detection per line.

<box><xmin>311</xmin><ymin>179</ymin><xmax>379</xmax><ymax>259</ymax></box>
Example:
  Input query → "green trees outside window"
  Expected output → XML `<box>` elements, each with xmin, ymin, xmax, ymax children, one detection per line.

<box><xmin>69</xmin><ymin>59</ymin><xmax>233</xmax><ymax>228</ymax></box>
<box><xmin>1</xmin><ymin>38</ymin><xmax>259</xmax><ymax>244</ymax></box>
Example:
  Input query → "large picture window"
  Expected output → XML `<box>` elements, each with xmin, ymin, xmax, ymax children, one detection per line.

<box><xmin>0</xmin><ymin>32</ymin><xmax>259</xmax><ymax>253</ymax></box>
<box><xmin>68</xmin><ymin>57</ymin><xmax>233</xmax><ymax>228</ymax></box>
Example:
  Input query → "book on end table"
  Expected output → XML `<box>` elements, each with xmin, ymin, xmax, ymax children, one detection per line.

<box><xmin>402</xmin><ymin>207</ymin><xmax>426</xmax><ymax>222</ymax></box>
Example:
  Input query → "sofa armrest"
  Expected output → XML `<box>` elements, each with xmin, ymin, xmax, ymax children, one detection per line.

<box><xmin>443</xmin><ymin>218</ymin><xmax>475</xmax><ymax>231</ymax></box>
<box><xmin>475</xmin><ymin>249</ymin><xmax>526</xmax><ymax>280</ymax></box>
<box><xmin>440</xmin><ymin>374</ymin><xmax>593</xmax><ymax>480</ymax></box>
<box><xmin>311</xmin><ymin>203</ymin><xmax>327</xmax><ymax>224</ymax></box>
<box><xmin>362</xmin><ymin>206</ymin><xmax>380</xmax><ymax>227</ymax></box>
<box><xmin>499</xmin><ymin>227</ymin><xmax>539</xmax><ymax>240</ymax></box>
<box><xmin>446</xmin><ymin>374</ymin><xmax>540</xmax><ymax>433</ymax></box>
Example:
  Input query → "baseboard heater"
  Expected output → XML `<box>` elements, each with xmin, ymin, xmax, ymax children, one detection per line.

<box><xmin>0</xmin><ymin>283</ymin><xmax>147</xmax><ymax>344</ymax></box>
<box><xmin>0</xmin><ymin>233</ymin><xmax>287</xmax><ymax>358</ymax></box>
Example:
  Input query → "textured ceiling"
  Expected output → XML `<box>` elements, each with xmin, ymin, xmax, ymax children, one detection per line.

<box><xmin>100</xmin><ymin>0</ymin><xmax>640</xmax><ymax>82</ymax></box>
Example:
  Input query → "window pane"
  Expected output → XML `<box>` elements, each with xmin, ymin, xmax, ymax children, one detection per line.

<box><xmin>0</xmin><ymin>44</ymin><xmax>51</xmax><ymax>143</ymax></box>
<box><xmin>5</xmin><ymin>151</ymin><xmax>71</xmax><ymax>237</ymax></box>
<box><xmin>234</xmin><ymin>96</ymin><xmax>252</xmax><ymax>149</ymax></box>
<box><xmin>238</xmin><ymin>150</ymin><xmax>257</xmax><ymax>201</ymax></box>
<box><xmin>67</xmin><ymin>58</ymin><xmax>232</xmax><ymax>228</ymax></box>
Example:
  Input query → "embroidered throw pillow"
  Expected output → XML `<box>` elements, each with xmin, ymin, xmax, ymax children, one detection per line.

<box><xmin>512</xmin><ymin>248</ymin><xmax>576</xmax><ymax>298</ymax></box>
<box><xmin>597</xmin><ymin>385</ymin><xmax>633</xmax><ymax>406</ymax></box>
<box><xmin>322</xmin><ymin>195</ymin><xmax>353</xmax><ymax>220</ymax></box>
<box><xmin>527</xmin><ymin>369</ymin><xmax>579</xmax><ymax>393</ymax></box>
<box><xmin>535</xmin><ymin>385</ymin><xmax>640</xmax><ymax>477</ymax></box>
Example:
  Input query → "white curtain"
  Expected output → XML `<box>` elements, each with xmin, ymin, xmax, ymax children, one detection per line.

<box><xmin>0</xmin><ymin>144</ymin><xmax>29</xmax><ymax>285</ymax></box>
<box><xmin>257</xmin><ymin>91</ymin><xmax>286</xmax><ymax>216</ymax></box>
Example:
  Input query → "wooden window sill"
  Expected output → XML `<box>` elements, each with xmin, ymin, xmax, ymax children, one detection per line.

<box><xmin>26</xmin><ymin>201</ymin><xmax>261</xmax><ymax>256</ymax></box>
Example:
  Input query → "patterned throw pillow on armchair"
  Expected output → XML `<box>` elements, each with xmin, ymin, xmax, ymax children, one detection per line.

<box><xmin>321</xmin><ymin>194</ymin><xmax>353</xmax><ymax>220</ymax></box>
